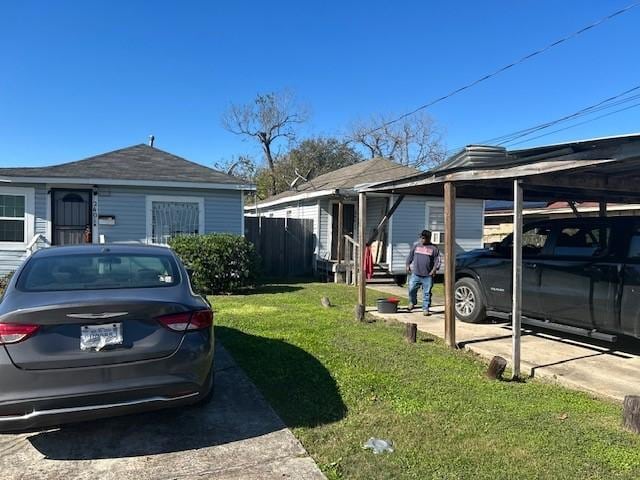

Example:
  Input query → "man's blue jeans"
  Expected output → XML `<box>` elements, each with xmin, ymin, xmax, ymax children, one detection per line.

<box><xmin>408</xmin><ymin>273</ymin><xmax>433</xmax><ymax>311</ymax></box>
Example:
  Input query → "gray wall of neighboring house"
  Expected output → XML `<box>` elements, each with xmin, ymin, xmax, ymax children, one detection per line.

<box><xmin>318</xmin><ymin>199</ymin><xmax>331</xmax><ymax>260</ymax></box>
<box><xmin>390</xmin><ymin>196</ymin><xmax>484</xmax><ymax>273</ymax></box>
<box><xmin>250</xmin><ymin>194</ymin><xmax>484</xmax><ymax>275</ymax></box>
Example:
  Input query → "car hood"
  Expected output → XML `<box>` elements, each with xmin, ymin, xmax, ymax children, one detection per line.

<box><xmin>456</xmin><ymin>248</ymin><xmax>491</xmax><ymax>266</ymax></box>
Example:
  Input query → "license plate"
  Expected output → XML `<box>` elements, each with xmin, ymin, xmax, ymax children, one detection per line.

<box><xmin>80</xmin><ymin>323</ymin><xmax>123</xmax><ymax>351</ymax></box>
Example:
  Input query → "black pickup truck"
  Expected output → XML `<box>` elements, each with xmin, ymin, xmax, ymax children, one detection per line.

<box><xmin>455</xmin><ymin>216</ymin><xmax>640</xmax><ymax>341</ymax></box>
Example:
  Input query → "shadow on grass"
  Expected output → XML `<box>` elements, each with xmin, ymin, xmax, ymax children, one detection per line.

<box><xmin>235</xmin><ymin>284</ymin><xmax>305</xmax><ymax>295</ymax></box>
<box><xmin>217</xmin><ymin>326</ymin><xmax>347</xmax><ymax>428</ymax></box>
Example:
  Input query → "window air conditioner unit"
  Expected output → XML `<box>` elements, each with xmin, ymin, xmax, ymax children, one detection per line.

<box><xmin>431</xmin><ymin>231</ymin><xmax>443</xmax><ymax>244</ymax></box>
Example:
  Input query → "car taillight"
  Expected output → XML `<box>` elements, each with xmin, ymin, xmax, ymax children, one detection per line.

<box><xmin>157</xmin><ymin>310</ymin><xmax>213</xmax><ymax>332</ymax></box>
<box><xmin>0</xmin><ymin>323</ymin><xmax>39</xmax><ymax>344</ymax></box>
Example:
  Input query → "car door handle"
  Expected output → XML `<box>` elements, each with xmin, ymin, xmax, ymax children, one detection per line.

<box><xmin>524</xmin><ymin>263</ymin><xmax>538</xmax><ymax>269</ymax></box>
<box><xmin>585</xmin><ymin>265</ymin><xmax>603</xmax><ymax>274</ymax></box>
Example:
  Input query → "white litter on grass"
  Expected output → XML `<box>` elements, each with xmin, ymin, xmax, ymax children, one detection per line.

<box><xmin>363</xmin><ymin>438</ymin><xmax>394</xmax><ymax>454</ymax></box>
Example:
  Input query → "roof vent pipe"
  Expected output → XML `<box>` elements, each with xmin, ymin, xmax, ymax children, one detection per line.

<box><xmin>148</xmin><ymin>135</ymin><xmax>155</xmax><ymax>147</ymax></box>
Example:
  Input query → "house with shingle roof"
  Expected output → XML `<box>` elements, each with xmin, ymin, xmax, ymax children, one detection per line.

<box><xmin>246</xmin><ymin>157</ymin><xmax>484</xmax><ymax>281</ymax></box>
<box><xmin>0</xmin><ymin>142</ymin><xmax>252</xmax><ymax>274</ymax></box>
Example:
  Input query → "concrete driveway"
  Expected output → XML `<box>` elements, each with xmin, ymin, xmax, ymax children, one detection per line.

<box><xmin>371</xmin><ymin>303</ymin><xmax>640</xmax><ymax>402</ymax></box>
<box><xmin>0</xmin><ymin>344</ymin><xmax>325</xmax><ymax>480</ymax></box>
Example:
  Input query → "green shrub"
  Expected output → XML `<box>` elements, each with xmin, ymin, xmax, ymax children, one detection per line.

<box><xmin>0</xmin><ymin>272</ymin><xmax>13</xmax><ymax>296</ymax></box>
<box><xmin>169</xmin><ymin>234</ymin><xmax>261</xmax><ymax>294</ymax></box>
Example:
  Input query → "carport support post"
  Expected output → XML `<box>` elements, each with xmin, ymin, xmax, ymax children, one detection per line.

<box><xmin>599</xmin><ymin>201</ymin><xmax>607</xmax><ymax>217</ymax></box>
<box><xmin>512</xmin><ymin>179</ymin><xmax>523</xmax><ymax>379</ymax></box>
<box><xmin>356</xmin><ymin>192</ymin><xmax>367</xmax><ymax>321</ymax></box>
<box><xmin>444</xmin><ymin>182</ymin><xmax>456</xmax><ymax>348</ymax></box>
<box><xmin>336</xmin><ymin>200</ymin><xmax>345</xmax><ymax>283</ymax></box>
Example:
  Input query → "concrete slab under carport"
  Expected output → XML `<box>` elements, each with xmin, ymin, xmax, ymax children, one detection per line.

<box><xmin>0</xmin><ymin>343</ymin><xmax>325</xmax><ymax>480</ymax></box>
<box><xmin>370</xmin><ymin>305</ymin><xmax>640</xmax><ymax>402</ymax></box>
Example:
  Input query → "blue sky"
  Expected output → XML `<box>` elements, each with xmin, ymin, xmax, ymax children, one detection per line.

<box><xmin>1</xmin><ymin>0</ymin><xmax>639</xmax><ymax>168</ymax></box>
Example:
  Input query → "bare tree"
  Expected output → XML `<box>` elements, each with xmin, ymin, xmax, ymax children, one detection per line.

<box><xmin>349</xmin><ymin>112</ymin><xmax>445</xmax><ymax>169</ymax></box>
<box><xmin>222</xmin><ymin>91</ymin><xmax>308</xmax><ymax>196</ymax></box>
<box><xmin>214</xmin><ymin>154</ymin><xmax>257</xmax><ymax>182</ymax></box>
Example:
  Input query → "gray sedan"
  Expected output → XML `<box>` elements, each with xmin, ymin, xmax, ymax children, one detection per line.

<box><xmin>0</xmin><ymin>244</ymin><xmax>214</xmax><ymax>431</ymax></box>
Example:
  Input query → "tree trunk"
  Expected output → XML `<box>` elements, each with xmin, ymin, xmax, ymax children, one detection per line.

<box><xmin>487</xmin><ymin>356</ymin><xmax>507</xmax><ymax>380</ymax></box>
<box><xmin>405</xmin><ymin>323</ymin><xmax>417</xmax><ymax>343</ymax></box>
<box><xmin>623</xmin><ymin>395</ymin><xmax>640</xmax><ymax>434</ymax></box>
<box><xmin>262</xmin><ymin>140</ymin><xmax>277</xmax><ymax>196</ymax></box>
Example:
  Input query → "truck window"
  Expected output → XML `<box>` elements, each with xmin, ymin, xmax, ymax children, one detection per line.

<box><xmin>502</xmin><ymin>225</ymin><xmax>551</xmax><ymax>256</ymax></box>
<box><xmin>553</xmin><ymin>225</ymin><xmax>610</xmax><ymax>257</ymax></box>
<box><xmin>628</xmin><ymin>226</ymin><xmax>640</xmax><ymax>258</ymax></box>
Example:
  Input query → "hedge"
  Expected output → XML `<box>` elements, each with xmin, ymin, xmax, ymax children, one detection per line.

<box><xmin>0</xmin><ymin>272</ymin><xmax>13</xmax><ymax>296</ymax></box>
<box><xmin>169</xmin><ymin>234</ymin><xmax>260</xmax><ymax>294</ymax></box>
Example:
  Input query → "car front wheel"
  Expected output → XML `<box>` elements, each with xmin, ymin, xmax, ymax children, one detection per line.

<box><xmin>454</xmin><ymin>278</ymin><xmax>486</xmax><ymax>323</ymax></box>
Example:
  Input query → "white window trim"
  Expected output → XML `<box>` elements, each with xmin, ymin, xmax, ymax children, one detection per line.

<box><xmin>425</xmin><ymin>200</ymin><xmax>446</xmax><ymax>245</ymax></box>
<box><xmin>145</xmin><ymin>195</ymin><xmax>205</xmax><ymax>245</ymax></box>
<box><xmin>0</xmin><ymin>187</ymin><xmax>35</xmax><ymax>251</ymax></box>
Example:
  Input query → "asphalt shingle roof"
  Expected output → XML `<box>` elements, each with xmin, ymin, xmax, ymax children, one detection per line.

<box><xmin>0</xmin><ymin>144</ymin><xmax>246</xmax><ymax>185</ymax></box>
<box><xmin>260</xmin><ymin>157</ymin><xmax>421</xmax><ymax>204</ymax></box>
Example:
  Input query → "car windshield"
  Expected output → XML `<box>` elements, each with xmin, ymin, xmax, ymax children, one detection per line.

<box><xmin>17</xmin><ymin>253</ymin><xmax>180</xmax><ymax>292</ymax></box>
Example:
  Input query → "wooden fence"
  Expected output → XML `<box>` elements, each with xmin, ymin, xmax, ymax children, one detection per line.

<box><xmin>245</xmin><ymin>217</ymin><xmax>315</xmax><ymax>278</ymax></box>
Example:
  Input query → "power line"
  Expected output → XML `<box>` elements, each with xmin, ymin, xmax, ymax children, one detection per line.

<box><xmin>444</xmin><ymin>83</ymin><xmax>640</xmax><ymax>153</ymax></box>
<box><xmin>505</xmin><ymin>101</ymin><xmax>640</xmax><ymax>147</ymax></box>
<box><xmin>491</xmin><ymin>84</ymin><xmax>640</xmax><ymax>145</ymax></box>
<box><xmin>360</xmin><ymin>1</ymin><xmax>640</xmax><ymax>137</ymax></box>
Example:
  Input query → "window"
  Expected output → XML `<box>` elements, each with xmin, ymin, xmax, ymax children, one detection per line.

<box><xmin>427</xmin><ymin>206</ymin><xmax>444</xmax><ymax>244</ymax></box>
<box><xmin>502</xmin><ymin>225</ymin><xmax>551</xmax><ymax>256</ymax></box>
<box><xmin>554</xmin><ymin>225</ymin><xmax>610</xmax><ymax>257</ymax></box>
<box><xmin>0</xmin><ymin>195</ymin><xmax>26</xmax><ymax>242</ymax></box>
<box><xmin>627</xmin><ymin>226</ymin><xmax>640</xmax><ymax>259</ymax></box>
<box><xmin>146</xmin><ymin>196</ymin><xmax>204</xmax><ymax>245</ymax></box>
<box><xmin>18</xmin><ymin>253</ymin><xmax>180</xmax><ymax>291</ymax></box>
<box><xmin>0</xmin><ymin>188</ymin><xmax>34</xmax><ymax>246</ymax></box>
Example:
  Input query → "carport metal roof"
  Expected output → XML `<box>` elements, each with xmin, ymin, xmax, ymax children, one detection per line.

<box><xmin>365</xmin><ymin>133</ymin><xmax>640</xmax><ymax>203</ymax></box>
<box><xmin>357</xmin><ymin>133</ymin><xmax>640</xmax><ymax>379</ymax></box>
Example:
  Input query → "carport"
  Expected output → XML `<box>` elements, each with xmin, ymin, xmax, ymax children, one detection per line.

<box><xmin>360</xmin><ymin>133</ymin><xmax>640</xmax><ymax>378</ymax></box>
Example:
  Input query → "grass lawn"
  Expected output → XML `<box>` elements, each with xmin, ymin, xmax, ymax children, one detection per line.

<box><xmin>212</xmin><ymin>282</ymin><xmax>640</xmax><ymax>480</ymax></box>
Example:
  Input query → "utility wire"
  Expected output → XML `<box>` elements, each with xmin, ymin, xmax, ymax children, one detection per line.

<box><xmin>444</xmin><ymin>83</ymin><xmax>640</xmax><ymax>153</ymax></box>
<box><xmin>506</xmin><ymin>101</ymin><xmax>640</xmax><ymax>147</ymax></box>
<box><xmin>360</xmin><ymin>1</ymin><xmax>640</xmax><ymax>137</ymax></box>
<box><xmin>492</xmin><ymin>84</ymin><xmax>640</xmax><ymax>145</ymax></box>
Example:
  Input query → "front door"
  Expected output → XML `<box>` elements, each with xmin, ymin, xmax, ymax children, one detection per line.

<box><xmin>52</xmin><ymin>189</ymin><xmax>92</xmax><ymax>245</ymax></box>
<box><xmin>331</xmin><ymin>203</ymin><xmax>355</xmax><ymax>260</ymax></box>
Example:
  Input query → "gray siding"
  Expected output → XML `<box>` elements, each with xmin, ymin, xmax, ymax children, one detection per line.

<box><xmin>366</xmin><ymin>196</ymin><xmax>388</xmax><ymax>240</ymax></box>
<box><xmin>0</xmin><ymin>184</ymin><xmax>243</xmax><ymax>275</ymax></box>
<box><xmin>390</xmin><ymin>196</ymin><xmax>484</xmax><ymax>273</ymax></box>
<box><xmin>0</xmin><ymin>250</ymin><xmax>25</xmax><ymax>276</ymax></box>
<box><xmin>34</xmin><ymin>185</ymin><xmax>48</xmax><ymax>236</ymax></box>
<box><xmin>97</xmin><ymin>186</ymin><xmax>242</xmax><ymax>243</ymax></box>
<box><xmin>318</xmin><ymin>199</ymin><xmax>331</xmax><ymax>260</ymax></box>
<box><xmin>0</xmin><ymin>183</ymin><xmax>47</xmax><ymax>275</ymax></box>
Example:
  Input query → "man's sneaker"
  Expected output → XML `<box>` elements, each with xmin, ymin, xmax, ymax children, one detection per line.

<box><xmin>408</xmin><ymin>304</ymin><xmax>415</xmax><ymax>311</ymax></box>
<box><xmin>423</xmin><ymin>310</ymin><xmax>431</xmax><ymax>317</ymax></box>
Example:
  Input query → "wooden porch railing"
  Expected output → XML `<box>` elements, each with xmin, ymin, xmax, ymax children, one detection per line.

<box><xmin>343</xmin><ymin>234</ymin><xmax>359</xmax><ymax>285</ymax></box>
<box><xmin>26</xmin><ymin>234</ymin><xmax>51</xmax><ymax>256</ymax></box>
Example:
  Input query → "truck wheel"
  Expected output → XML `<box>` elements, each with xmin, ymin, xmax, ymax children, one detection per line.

<box><xmin>454</xmin><ymin>278</ymin><xmax>486</xmax><ymax>323</ymax></box>
<box><xmin>394</xmin><ymin>275</ymin><xmax>407</xmax><ymax>286</ymax></box>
